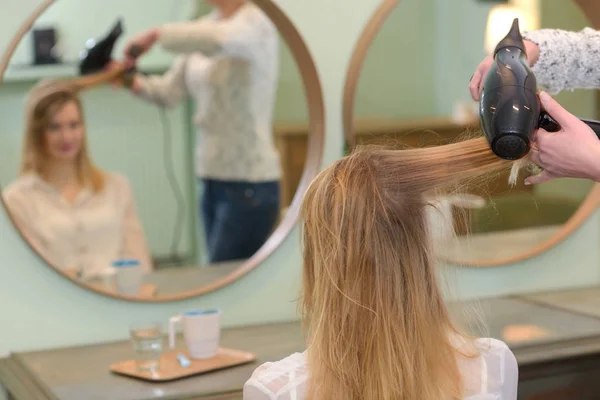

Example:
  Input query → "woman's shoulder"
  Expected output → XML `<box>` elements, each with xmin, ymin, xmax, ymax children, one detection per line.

<box><xmin>475</xmin><ymin>336</ymin><xmax>518</xmax><ymax>371</ymax></box>
<box><xmin>474</xmin><ymin>336</ymin><xmax>514</xmax><ymax>353</ymax></box>
<box><xmin>3</xmin><ymin>174</ymin><xmax>40</xmax><ymax>199</ymax></box>
<box><xmin>243</xmin><ymin>352</ymin><xmax>308</xmax><ymax>397</ymax></box>
<box><xmin>102</xmin><ymin>171</ymin><xmax>133</xmax><ymax>189</ymax></box>
<box><xmin>458</xmin><ymin>337</ymin><xmax>518</xmax><ymax>398</ymax></box>
<box><xmin>249</xmin><ymin>351</ymin><xmax>307</xmax><ymax>377</ymax></box>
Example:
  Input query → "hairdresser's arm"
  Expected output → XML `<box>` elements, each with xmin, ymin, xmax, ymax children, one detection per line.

<box><xmin>117</xmin><ymin>175</ymin><xmax>153</xmax><ymax>273</ymax></box>
<box><xmin>157</xmin><ymin>11</ymin><xmax>266</xmax><ymax>59</ymax></box>
<box><xmin>125</xmin><ymin>9</ymin><xmax>269</xmax><ymax>63</ymax></box>
<box><xmin>523</xmin><ymin>27</ymin><xmax>600</xmax><ymax>94</ymax></box>
<box><xmin>469</xmin><ymin>27</ymin><xmax>600</xmax><ymax>100</ymax></box>
<box><xmin>130</xmin><ymin>56</ymin><xmax>188</xmax><ymax>108</ymax></box>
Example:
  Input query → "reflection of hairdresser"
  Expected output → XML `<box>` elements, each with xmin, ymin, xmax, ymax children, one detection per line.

<box><xmin>470</xmin><ymin>27</ymin><xmax>600</xmax><ymax>185</ymax></box>
<box><xmin>3</xmin><ymin>82</ymin><xmax>152</xmax><ymax>278</ymax></box>
<box><xmin>113</xmin><ymin>0</ymin><xmax>281</xmax><ymax>264</ymax></box>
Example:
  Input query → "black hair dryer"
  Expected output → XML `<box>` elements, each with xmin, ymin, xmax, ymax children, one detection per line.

<box><xmin>79</xmin><ymin>18</ymin><xmax>125</xmax><ymax>75</ymax></box>
<box><xmin>479</xmin><ymin>18</ymin><xmax>600</xmax><ymax>160</ymax></box>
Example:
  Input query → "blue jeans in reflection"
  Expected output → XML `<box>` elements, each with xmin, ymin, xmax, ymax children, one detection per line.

<box><xmin>201</xmin><ymin>179</ymin><xmax>280</xmax><ymax>264</ymax></box>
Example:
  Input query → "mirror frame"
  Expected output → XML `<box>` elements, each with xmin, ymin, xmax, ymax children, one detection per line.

<box><xmin>0</xmin><ymin>0</ymin><xmax>325</xmax><ymax>301</ymax></box>
<box><xmin>342</xmin><ymin>0</ymin><xmax>600</xmax><ymax>267</ymax></box>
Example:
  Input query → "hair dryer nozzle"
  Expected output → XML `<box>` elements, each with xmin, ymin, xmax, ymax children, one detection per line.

<box><xmin>492</xmin><ymin>134</ymin><xmax>530</xmax><ymax>160</ymax></box>
<box><xmin>493</xmin><ymin>18</ymin><xmax>526</xmax><ymax>55</ymax></box>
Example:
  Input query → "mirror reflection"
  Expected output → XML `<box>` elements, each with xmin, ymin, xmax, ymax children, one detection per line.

<box><xmin>352</xmin><ymin>0</ymin><xmax>596</xmax><ymax>265</ymax></box>
<box><xmin>0</xmin><ymin>0</ymin><xmax>309</xmax><ymax>298</ymax></box>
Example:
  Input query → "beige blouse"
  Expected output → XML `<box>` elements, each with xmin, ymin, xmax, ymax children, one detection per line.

<box><xmin>3</xmin><ymin>172</ymin><xmax>153</xmax><ymax>278</ymax></box>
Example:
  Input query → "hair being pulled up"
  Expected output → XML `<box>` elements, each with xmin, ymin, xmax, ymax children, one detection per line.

<box><xmin>299</xmin><ymin>137</ymin><xmax>516</xmax><ymax>400</ymax></box>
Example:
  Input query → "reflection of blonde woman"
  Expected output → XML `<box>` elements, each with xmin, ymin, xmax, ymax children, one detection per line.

<box><xmin>244</xmin><ymin>139</ymin><xmax>519</xmax><ymax>399</ymax></box>
<box><xmin>3</xmin><ymin>82</ymin><xmax>152</xmax><ymax>278</ymax></box>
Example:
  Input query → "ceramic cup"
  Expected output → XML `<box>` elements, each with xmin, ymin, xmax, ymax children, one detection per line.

<box><xmin>102</xmin><ymin>259</ymin><xmax>143</xmax><ymax>296</ymax></box>
<box><xmin>168</xmin><ymin>309</ymin><xmax>222</xmax><ymax>359</ymax></box>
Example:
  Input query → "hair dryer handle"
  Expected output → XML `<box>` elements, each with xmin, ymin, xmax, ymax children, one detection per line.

<box><xmin>538</xmin><ymin>112</ymin><xmax>600</xmax><ymax>140</ymax></box>
<box><xmin>538</xmin><ymin>112</ymin><xmax>561</xmax><ymax>133</ymax></box>
<box><xmin>581</xmin><ymin>118</ymin><xmax>600</xmax><ymax>140</ymax></box>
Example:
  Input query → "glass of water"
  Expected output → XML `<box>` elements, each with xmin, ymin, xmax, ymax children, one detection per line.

<box><xmin>129</xmin><ymin>322</ymin><xmax>163</xmax><ymax>372</ymax></box>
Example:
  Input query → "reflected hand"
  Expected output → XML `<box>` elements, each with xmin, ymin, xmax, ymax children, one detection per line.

<box><xmin>123</xmin><ymin>28</ymin><xmax>160</xmax><ymax>68</ymax></box>
<box><xmin>468</xmin><ymin>39</ymin><xmax>540</xmax><ymax>101</ymax></box>
<box><xmin>525</xmin><ymin>92</ymin><xmax>600</xmax><ymax>185</ymax></box>
<box><xmin>104</xmin><ymin>60</ymin><xmax>140</xmax><ymax>92</ymax></box>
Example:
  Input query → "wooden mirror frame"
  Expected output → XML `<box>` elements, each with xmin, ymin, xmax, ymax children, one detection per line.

<box><xmin>0</xmin><ymin>0</ymin><xmax>325</xmax><ymax>301</ymax></box>
<box><xmin>342</xmin><ymin>0</ymin><xmax>600</xmax><ymax>267</ymax></box>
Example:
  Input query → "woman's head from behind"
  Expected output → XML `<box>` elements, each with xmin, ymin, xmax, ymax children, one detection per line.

<box><xmin>300</xmin><ymin>139</ymin><xmax>509</xmax><ymax>400</ymax></box>
<box><xmin>22</xmin><ymin>81</ymin><xmax>101</xmax><ymax>190</ymax></box>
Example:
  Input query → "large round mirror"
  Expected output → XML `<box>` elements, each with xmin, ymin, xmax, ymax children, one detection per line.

<box><xmin>0</xmin><ymin>0</ymin><xmax>324</xmax><ymax>301</ymax></box>
<box><xmin>343</xmin><ymin>0</ymin><xmax>600</xmax><ymax>267</ymax></box>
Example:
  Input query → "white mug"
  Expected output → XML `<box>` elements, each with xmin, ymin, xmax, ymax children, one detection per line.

<box><xmin>169</xmin><ymin>309</ymin><xmax>222</xmax><ymax>359</ymax></box>
<box><xmin>107</xmin><ymin>259</ymin><xmax>144</xmax><ymax>296</ymax></box>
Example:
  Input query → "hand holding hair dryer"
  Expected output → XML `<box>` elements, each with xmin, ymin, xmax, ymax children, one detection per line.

<box><xmin>479</xmin><ymin>18</ymin><xmax>600</xmax><ymax>160</ymax></box>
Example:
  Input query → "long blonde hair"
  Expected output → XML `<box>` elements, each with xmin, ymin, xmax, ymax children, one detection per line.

<box><xmin>21</xmin><ymin>80</ymin><xmax>104</xmax><ymax>192</ymax></box>
<box><xmin>300</xmin><ymin>137</ymin><xmax>512</xmax><ymax>400</ymax></box>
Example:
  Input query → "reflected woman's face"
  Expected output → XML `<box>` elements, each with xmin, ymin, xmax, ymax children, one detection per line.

<box><xmin>44</xmin><ymin>100</ymin><xmax>84</xmax><ymax>163</ymax></box>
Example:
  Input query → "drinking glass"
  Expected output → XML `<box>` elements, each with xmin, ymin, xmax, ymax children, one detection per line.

<box><xmin>129</xmin><ymin>322</ymin><xmax>163</xmax><ymax>371</ymax></box>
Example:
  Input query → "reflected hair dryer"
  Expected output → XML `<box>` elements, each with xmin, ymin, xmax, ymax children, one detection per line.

<box><xmin>66</xmin><ymin>18</ymin><xmax>143</xmax><ymax>91</ymax></box>
<box><xmin>79</xmin><ymin>18</ymin><xmax>124</xmax><ymax>75</ymax></box>
<box><xmin>479</xmin><ymin>18</ymin><xmax>600</xmax><ymax>160</ymax></box>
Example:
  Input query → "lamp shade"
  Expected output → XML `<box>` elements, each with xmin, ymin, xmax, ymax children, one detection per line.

<box><xmin>485</xmin><ymin>4</ymin><xmax>531</xmax><ymax>54</ymax></box>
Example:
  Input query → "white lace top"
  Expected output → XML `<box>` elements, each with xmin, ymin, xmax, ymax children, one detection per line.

<box><xmin>136</xmin><ymin>2</ymin><xmax>282</xmax><ymax>182</ymax></box>
<box><xmin>243</xmin><ymin>337</ymin><xmax>518</xmax><ymax>399</ymax></box>
<box><xmin>523</xmin><ymin>27</ymin><xmax>600</xmax><ymax>94</ymax></box>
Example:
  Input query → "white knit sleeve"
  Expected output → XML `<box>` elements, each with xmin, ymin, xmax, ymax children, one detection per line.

<box><xmin>135</xmin><ymin>56</ymin><xmax>188</xmax><ymax>108</ymax></box>
<box><xmin>523</xmin><ymin>27</ymin><xmax>600</xmax><ymax>94</ymax></box>
<box><xmin>157</xmin><ymin>5</ymin><xmax>272</xmax><ymax>59</ymax></box>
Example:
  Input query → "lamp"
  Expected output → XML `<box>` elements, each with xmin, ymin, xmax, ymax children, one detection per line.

<box><xmin>485</xmin><ymin>4</ymin><xmax>531</xmax><ymax>54</ymax></box>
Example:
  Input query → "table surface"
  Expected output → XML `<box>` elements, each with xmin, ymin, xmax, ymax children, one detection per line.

<box><xmin>145</xmin><ymin>263</ymin><xmax>243</xmax><ymax>296</ymax></box>
<box><xmin>8</xmin><ymin>290</ymin><xmax>600</xmax><ymax>400</ymax></box>
<box><xmin>7</xmin><ymin>322</ymin><xmax>303</xmax><ymax>400</ymax></box>
<box><xmin>82</xmin><ymin>262</ymin><xmax>244</xmax><ymax>298</ymax></box>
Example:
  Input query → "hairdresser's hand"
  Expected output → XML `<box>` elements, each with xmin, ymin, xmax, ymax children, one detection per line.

<box><xmin>123</xmin><ymin>28</ymin><xmax>160</xmax><ymax>69</ymax></box>
<box><xmin>525</xmin><ymin>92</ymin><xmax>600</xmax><ymax>185</ymax></box>
<box><xmin>104</xmin><ymin>60</ymin><xmax>143</xmax><ymax>94</ymax></box>
<box><xmin>469</xmin><ymin>39</ymin><xmax>540</xmax><ymax>101</ymax></box>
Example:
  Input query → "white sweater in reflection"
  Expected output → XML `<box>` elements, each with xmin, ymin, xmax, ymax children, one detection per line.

<box><xmin>3</xmin><ymin>173</ymin><xmax>152</xmax><ymax>278</ymax></box>
<box><xmin>136</xmin><ymin>2</ymin><xmax>282</xmax><ymax>182</ymax></box>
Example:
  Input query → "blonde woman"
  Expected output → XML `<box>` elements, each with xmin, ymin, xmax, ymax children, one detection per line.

<box><xmin>243</xmin><ymin>138</ymin><xmax>519</xmax><ymax>399</ymax></box>
<box><xmin>3</xmin><ymin>82</ymin><xmax>152</xmax><ymax>279</ymax></box>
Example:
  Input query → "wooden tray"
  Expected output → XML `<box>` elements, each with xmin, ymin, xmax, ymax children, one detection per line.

<box><xmin>109</xmin><ymin>347</ymin><xmax>257</xmax><ymax>382</ymax></box>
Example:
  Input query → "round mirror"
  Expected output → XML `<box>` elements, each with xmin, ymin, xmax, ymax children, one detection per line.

<box><xmin>343</xmin><ymin>0</ymin><xmax>600</xmax><ymax>267</ymax></box>
<box><xmin>0</xmin><ymin>0</ymin><xmax>324</xmax><ymax>301</ymax></box>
